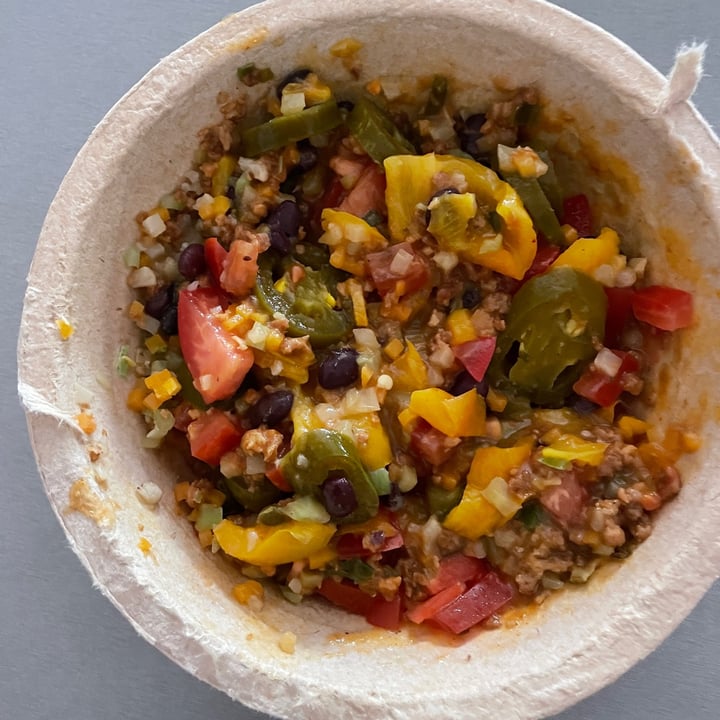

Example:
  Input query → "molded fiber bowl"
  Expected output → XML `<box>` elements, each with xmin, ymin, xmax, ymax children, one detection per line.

<box><xmin>18</xmin><ymin>1</ymin><xmax>720</xmax><ymax>718</ymax></box>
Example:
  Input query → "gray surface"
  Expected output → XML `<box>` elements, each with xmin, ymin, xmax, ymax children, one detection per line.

<box><xmin>2</xmin><ymin>0</ymin><xmax>719</xmax><ymax>718</ymax></box>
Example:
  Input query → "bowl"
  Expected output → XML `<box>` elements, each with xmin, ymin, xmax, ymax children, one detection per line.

<box><xmin>18</xmin><ymin>0</ymin><xmax>720</xmax><ymax>718</ymax></box>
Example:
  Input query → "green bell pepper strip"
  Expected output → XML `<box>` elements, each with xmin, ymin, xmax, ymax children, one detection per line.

<box><xmin>422</xmin><ymin>75</ymin><xmax>448</xmax><ymax>116</ymax></box>
<box><xmin>254</xmin><ymin>255</ymin><xmax>351</xmax><ymax>347</ymax></box>
<box><xmin>488</xmin><ymin>266</ymin><xmax>607</xmax><ymax>405</ymax></box>
<box><xmin>426</xmin><ymin>483</ymin><xmax>464</xmax><ymax>521</ymax></box>
<box><xmin>280</xmin><ymin>429</ymin><xmax>380</xmax><ymax>525</ymax></box>
<box><xmin>240</xmin><ymin>100</ymin><xmax>343</xmax><ymax>157</ymax></box>
<box><xmin>346</xmin><ymin>96</ymin><xmax>416</xmax><ymax>164</ymax></box>
<box><xmin>223</xmin><ymin>475</ymin><xmax>284</xmax><ymax>512</ymax></box>
<box><xmin>503</xmin><ymin>175</ymin><xmax>566</xmax><ymax>245</ymax></box>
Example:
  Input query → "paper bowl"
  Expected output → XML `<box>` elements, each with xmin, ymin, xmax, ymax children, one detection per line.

<box><xmin>18</xmin><ymin>0</ymin><xmax>720</xmax><ymax>718</ymax></box>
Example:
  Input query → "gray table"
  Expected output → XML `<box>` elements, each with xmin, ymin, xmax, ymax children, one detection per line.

<box><xmin>2</xmin><ymin>1</ymin><xmax>718</xmax><ymax>718</ymax></box>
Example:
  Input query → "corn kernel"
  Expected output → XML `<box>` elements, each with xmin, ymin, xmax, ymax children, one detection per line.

<box><xmin>447</xmin><ymin>309</ymin><xmax>477</xmax><ymax>345</ymax></box>
<box><xmin>127</xmin><ymin>381</ymin><xmax>149</xmax><ymax>413</ymax></box>
<box><xmin>149</xmin><ymin>206</ymin><xmax>170</xmax><ymax>222</ymax></box>
<box><xmin>138</xmin><ymin>537</ymin><xmax>152</xmax><ymax>555</ymax></box>
<box><xmin>383</xmin><ymin>338</ymin><xmax>404</xmax><ymax>360</ymax></box>
<box><xmin>265</xmin><ymin>330</ymin><xmax>284</xmax><ymax>353</ymax></box>
<box><xmin>144</xmin><ymin>334</ymin><xmax>167</xmax><ymax>355</ymax></box>
<box><xmin>232</xmin><ymin>580</ymin><xmax>265</xmax><ymax>605</ymax></box>
<box><xmin>144</xmin><ymin>368</ymin><xmax>182</xmax><ymax>403</ymax></box>
<box><xmin>365</xmin><ymin>78</ymin><xmax>383</xmax><ymax>95</ymax></box>
<box><xmin>56</xmin><ymin>317</ymin><xmax>74</xmax><ymax>340</ymax></box>
<box><xmin>76</xmin><ymin>410</ymin><xmax>96</xmax><ymax>435</ymax></box>
<box><xmin>617</xmin><ymin>415</ymin><xmax>649</xmax><ymax>441</ymax></box>
<box><xmin>330</xmin><ymin>37</ymin><xmax>363</xmax><ymax>58</ymax></box>
<box><xmin>486</xmin><ymin>388</ymin><xmax>508</xmax><ymax>413</ymax></box>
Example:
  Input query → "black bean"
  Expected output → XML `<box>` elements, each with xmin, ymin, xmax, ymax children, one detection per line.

<box><xmin>384</xmin><ymin>482</ymin><xmax>405</xmax><ymax>511</ymax></box>
<box><xmin>177</xmin><ymin>243</ymin><xmax>207</xmax><ymax>280</ymax></box>
<box><xmin>143</xmin><ymin>284</ymin><xmax>174</xmax><ymax>320</ymax></box>
<box><xmin>317</xmin><ymin>348</ymin><xmax>359</xmax><ymax>389</ymax></box>
<box><xmin>267</xmin><ymin>200</ymin><xmax>301</xmax><ymax>253</ymax></box>
<box><xmin>321</xmin><ymin>475</ymin><xmax>358</xmax><ymax>518</ymax></box>
<box><xmin>458</xmin><ymin>112</ymin><xmax>486</xmax><ymax>159</ymax></box>
<box><xmin>462</xmin><ymin>285</ymin><xmax>482</xmax><ymax>309</ymax></box>
<box><xmin>159</xmin><ymin>306</ymin><xmax>178</xmax><ymax>336</ymax></box>
<box><xmin>276</xmin><ymin>68</ymin><xmax>311</xmax><ymax>98</ymax></box>
<box><xmin>449</xmin><ymin>370</ymin><xmax>488</xmax><ymax>397</ymax></box>
<box><xmin>296</xmin><ymin>139</ymin><xmax>319</xmax><ymax>172</ymax></box>
<box><xmin>247</xmin><ymin>389</ymin><xmax>294</xmax><ymax>428</ymax></box>
<box><xmin>425</xmin><ymin>187</ymin><xmax>460</xmax><ymax>226</ymax></box>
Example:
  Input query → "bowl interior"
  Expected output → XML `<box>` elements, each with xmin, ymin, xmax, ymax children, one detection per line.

<box><xmin>19</xmin><ymin>1</ymin><xmax>720</xmax><ymax>718</ymax></box>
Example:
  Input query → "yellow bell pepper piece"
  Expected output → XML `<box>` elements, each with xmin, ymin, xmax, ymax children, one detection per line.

<box><xmin>127</xmin><ymin>380</ymin><xmax>149</xmax><ymax>412</ymax></box>
<box><xmin>389</xmin><ymin>341</ymin><xmax>428</xmax><ymax>391</ymax></box>
<box><xmin>551</xmin><ymin>227</ymin><xmax>620</xmax><ymax>274</ymax></box>
<box><xmin>444</xmin><ymin>444</ymin><xmax>531</xmax><ymax>540</ymax></box>
<box><xmin>541</xmin><ymin>434</ymin><xmax>608</xmax><ymax>466</ymax></box>
<box><xmin>144</xmin><ymin>368</ymin><xmax>181</xmax><ymax>404</ymax></box>
<box><xmin>408</xmin><ymin>388</ymin><xmax>486</xmax><ymax>438</ymax></box>
<box><xmin>319</xmin><ymin>209</ymin><xmax>388</xmax><ymax>276</ymax></box>
<box><xmin>291</xmin><ymin>391</ymin><xmax>323</xmax><ymax>439</ymax></box>
<box><xmin>307</xmin><ymin>546</ymin><xmax>338</xmax><ymax>570</ymax></box>
<box><xmin>446</xmin><ymin>308</ymin><xmax>477</xmax><ymax>345</ymax></box>
<box><xmin>214</xmin><ymin>519</ymin><xmax>336</xmax><ymax>566</ymax></box>
<box><xmin>384</xmin><ymin>153</ymin><xmax>537</xmax><ymax>279</ymax></box>
<box><xmin>617</xmin><ymin>415</ymin><xmax>649</xmax><ymax>441</ymax></box>
<box><xmin>212</xmin><ymin>155</ymin><xmax>237</xmax><ymax>197</ymax></box>
<box><xmin>349</xmin><ymin>414</ymin><xmax>393</xmax><ymax>471</ymax></box>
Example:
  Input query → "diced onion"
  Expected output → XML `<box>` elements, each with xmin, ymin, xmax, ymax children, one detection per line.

<box><xmin>541</xmin><ymin>573</ymin><xmax>565</xmax><ymax>591</ymax></box>
<box><xmin>480</xmin><ymin>476</ymin><xmax>522</xmax><ymax>518</ymax></box>
<box><xmin>284</xmin><ymin>496</ymin><xmax>331</xmax><ymax>524</ymax></box>
<box><xmin>127</xmin><ymin>266</ymin><xmax>157</xmax><ymax>288</ymax></box>
<box><xmin>342</xmin><ymin>387</ymin><xmax>380</xmax><ymax>415</ymax></box>
<box><xmin>432</xmin><ymin>251</ymin><xmax>458</xmax><ymax>272</ymax></box>
<box><xmin>397</xmin><ymin>465</ymin><xmax>418</xmax><ymax>493</ymax></box>
<box><xmin>245</xmin><ymin>453</ymin><xmax>266</xmax><ymax>475</ymax></box>
<box><xmin>353</xmin><ymin>328</ymin><xmax>380</xmax><ymax>350</ymax></box>
<box><xmin>389</xmin><ymin>247</ymin><xmax>414</xmax><ymax>275</ymax></box>
<box><xmin>238</xmin><ymin>157</ymin><xmax>270</xmax><ymax>182</ymax></box>
<box><xmin>570</xmin><ymin>560</ymin><xmax>599</xmax><ymax>584</ymax></box>
<box><xmin>142</xmin><ymin>213</ymin><xmax>166</xmax><ymax>238</ymax></box>
<box><xmin>281</xmin><ymin>91</ymin><xmax>307</xmax><ymax>115</ymax></box>
<box><xmin>594</xmin><ymin>348</ymin><xmax>623</xmax><ymax>377</ymax></box>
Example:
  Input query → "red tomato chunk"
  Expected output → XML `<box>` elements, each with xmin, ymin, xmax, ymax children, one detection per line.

<box><xmin>430</xmin><ymin>572</ymin><xmax>514</xmax><ymax>634</ymax></box>
<box><xmin>366</xmin><ymin>242</ymin><xmax>430</xmax><ymax>297</ymax></box>
<box><xmin>187</xmin><ymin>409</ymin><xmax>243</xmax><ymax>466</ymax></box>
<box><xmin>177</xmin><ymin>287</ymin><xmax>253</xmax><ymax>404</ymax></box>
<box><xmin>453</xmin><ymin>336</ymin><xmax>497</xmax><ymax>382</ymax></box>
<box><xmin>632</xmin><ymin>285</ymin><xmax>694</xmax><ymax>331</ymax></box>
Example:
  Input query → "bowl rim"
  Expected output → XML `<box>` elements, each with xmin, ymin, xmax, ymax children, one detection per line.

<box><xmin>18</xmin><ymin>1</ymin><xmax>720</xmax><ymax>718</ymax></box>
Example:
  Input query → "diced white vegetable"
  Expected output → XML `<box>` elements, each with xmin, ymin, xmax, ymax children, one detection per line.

<box><xmin>136</xmin><ymin>481</ymin><xmax>163</xmax><ymax>506</ymax></box>
<box><xmin>480</xmin><ymin>476</ymin><xmax>522</xmax><ymax>517</ymax></box>
<box><xmin>594</xmin><ymin>348</ymin><xmax>623</xmax><ymax>377</ymax></box>
<box><xmin>127</xmin><ymin>266</ymin><xmax>157</xmax><ymax>288</ymax></box>
<box><xmin>142</xmin><ymin>213</ymin><xmax>166</xmax><ymax>238</ymax></box>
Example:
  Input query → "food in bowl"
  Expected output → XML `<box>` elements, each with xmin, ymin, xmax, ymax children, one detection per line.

<box><xmin>123</xmin><ymin>65</ymin><xmax>696</xmax><ymax>635</ymax></box>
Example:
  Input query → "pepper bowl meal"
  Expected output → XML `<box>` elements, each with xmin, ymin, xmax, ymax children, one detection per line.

<box><xmin>18</xmin><ymin>1</ymin><xmax>720</xmax><ymax>718</ymax></box>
